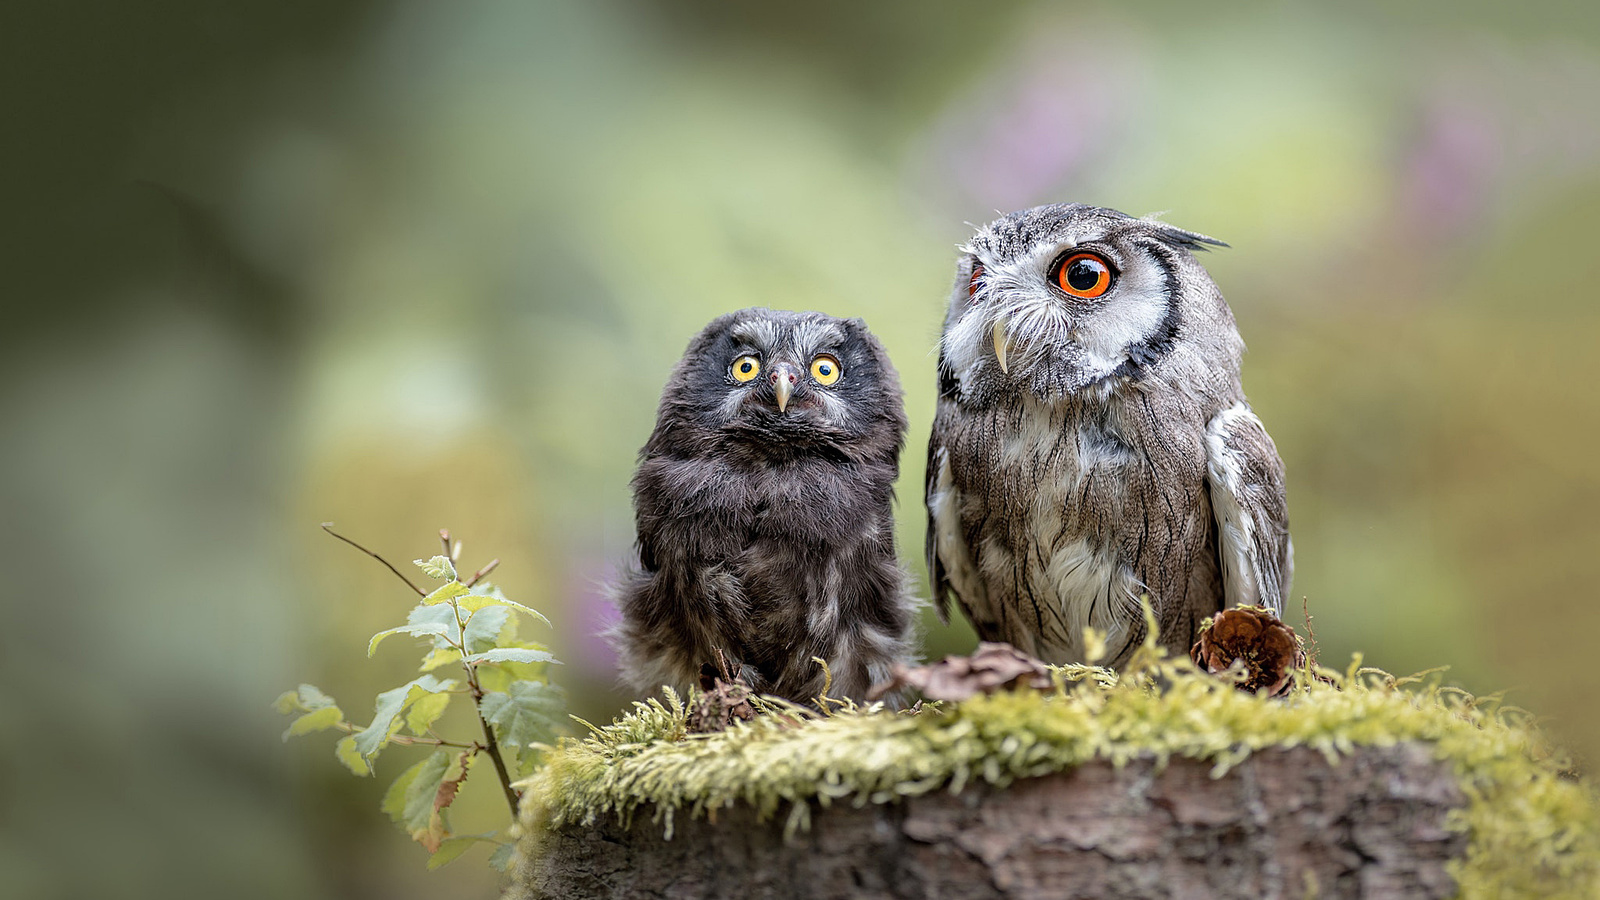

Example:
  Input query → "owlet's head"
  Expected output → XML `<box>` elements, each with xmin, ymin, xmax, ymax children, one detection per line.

<box><xmin>654</xmin><ymin>308</ymin><xmax>905</xmax><ymax>464</ymax></box>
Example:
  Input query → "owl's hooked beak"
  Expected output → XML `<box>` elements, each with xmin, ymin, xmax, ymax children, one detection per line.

<box><xmin>992</xmin><ymin>319</ymin><xmax>1010</xmax><ymax>374</ymax></box>
<box><xmin>769</xmin><ymin>362</ymin><xmax>801</xmax><ymax>413</ymax></box>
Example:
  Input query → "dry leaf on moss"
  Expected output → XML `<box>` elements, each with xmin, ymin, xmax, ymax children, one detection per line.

<box><xmin>870</xmin><ymin>642</ymin><xmax>1053</xmax><ymax>702</ymax></box>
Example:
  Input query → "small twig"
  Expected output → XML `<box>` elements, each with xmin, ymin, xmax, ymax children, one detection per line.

<box><xmin>450</xmin><ymin>596</ymin><xmax>521</xmax><ymax>815</ymax></box>
<box><xmin>438</xmin><ymin>529</ymin><xmax>463</xmax><ymax>564</ymax></box>
<box><xmin>1301</xmin><ymin>595</ymin><xmax>1319</xmax><ymax>665</ymax></box>
<box><xmin>464</xmin><ymin>558</ymin><xmax>500</xmax><ymax>588</ymax></box>
<box><xmin>321</xmin><ymin>523</ymin><xmax>425</xmax><ymax>597</ymax></box>
<box><xmin>332</xmin><ymin>722</ymin><xmax>474</xmax><ymax>749</ymax></box>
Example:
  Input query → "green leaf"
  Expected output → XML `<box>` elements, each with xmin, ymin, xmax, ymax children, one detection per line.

<box><xmin>493</xmin><ymin>606</ymin><xmax>522</xmax><ymax>645</ymax></box>
<box><xmin>408</xmin><ymin>603</ymin><xmax>462</xmax><ymax>646</ymax></box>
<box><xmin>489</xmin><ymin>597</ymin><xmax>550</xmax><ymax>627</ymax></box>
<box><xmin>403</xmin><ymin>601</ymin><xmax>508</xmax><ymax>654</ymax></box>
<box><xmin>418</xmin><ymin>646</ymin><xmax>463</xmax><ymax>672</ymax></box>
<box><xmin>299</xmin><ymin>684</ymin><xmax>338</xmax><ymax>708</ymax></box>
<box><xmin>427</xmin><ymin>834</ymin><xmax>496</xmax><ymax>870</ymax></box>
<box><xmin>475</xmin><ymin>641</ymin><xmax>553</xmax><ymax>693</ymax></box>
<box><xmin>273</xmin><ymin>683</ymin><xmax>337</xmax><ymax>715</ymax></box>
<box><xmin>406</xmin><ymin>690</ymin><xmax>452</xmax><ymax>736</ymax></box>
<box><xmin>466</xmin><ymin>581</ymin><xmax>510</xmax><ymax>600</ymax></box>
<box><xmin>464</xmin><ymin>648</ymin><xmax>560</xmax><ymax>666</ymax></box>
<box><xmin>488</xmin><ymin>842</ymin><xmax>516</xmax><ymax>872</ymax></box>
<box><xmin>456</xmin><ymin>594</ymin><xmax>504</xmax><ymax>613</ymax></box>
<box><xmin>335</xmin><ymin>735</ymin><xmax>371</xmax><ymax>776</ymax></box>
<box><xmin>460</xmin><ymin>583</ymin><xmax>551</xmax><ymax>627</ymax></box>
<box><xmin>368</xmin><ymin>622</ymin><xmax>452</xmax><ymax>657</ymax></box>
<box><xmin>421</xmin><ymin>580</ymin><xmax>469</xmax><ymax>606</ymax></box>
<box><xmin>384</xmin><ymin>751</ymin><xmax>472</xmax><ymax>854</ymax></box>
<box><xmin>414</xmin><ymin>555</ymin><xmax>457</xmax><ymax>581</ymax></box>
<box><xmin>352</xmin><ymin>675</ymin><xmax>458</xmax><ymax>764</ymax></box>
<box><xmin>282</xmin><ymin>705</ymin><xmax>344</xmax><ymax>741</ymax></box>
<box><xmin>461</xmin><ymin>605</ymin><xmax>511</xmax><ymax>654</ymax></box>
<box><xmin>382</xmin><ymin>750</ymin><xmax>452</xmax><ymax>847</ymax></box>
<box><xmin>481</xmin><ymin>681</ymin><xmax>567</xmax><ymax>772</ymax></box>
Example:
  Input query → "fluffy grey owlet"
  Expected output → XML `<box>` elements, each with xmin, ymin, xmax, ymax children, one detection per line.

<box><xmin>926</xmin><ymin>204</ymin><xmax>1291</xmax><ymax>668</ymax></box>
<box><xmin>613</xmin><ymin>308</ymin><xmax>916</xmax><ymax>704</ymax></box>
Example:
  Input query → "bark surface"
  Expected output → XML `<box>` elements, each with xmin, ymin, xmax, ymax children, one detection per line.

<box><xmin>509</xmin><ymin>743</ymin><xmax>1466</xmax><ymax>900</ymax></box>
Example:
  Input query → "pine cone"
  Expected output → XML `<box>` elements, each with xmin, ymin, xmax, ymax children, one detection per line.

<box><xmin>870</xmin><ymin>642</ymin><xmax>1053</xmax><ymax>702</ymax></box>
<box><xmin>1190</xmin><ymin>606</ymin><xmax>1305</xmax><ymax>697</ymax></box>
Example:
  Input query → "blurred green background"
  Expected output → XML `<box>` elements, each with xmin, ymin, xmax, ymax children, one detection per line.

<box><xmin>4</xmin><ymin>1</ymin><xmax>1599</xmax><ymax>896</ymax></box>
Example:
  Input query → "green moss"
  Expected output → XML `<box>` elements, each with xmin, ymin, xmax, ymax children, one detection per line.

<box><xmin>520</xmin><ymin>647</ymin><xmax>1599</xmax><ymax>899</ymax></box>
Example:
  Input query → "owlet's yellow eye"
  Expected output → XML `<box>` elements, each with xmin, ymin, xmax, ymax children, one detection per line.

<box><xmin>731</xmin><ymin>355</ymin><xmax>761</xmax><ymax>382</ymax></box>
<box><xmin>809</xmin><ymin>355</ymin><xmax>842</xmax><ymax>386</ymax></box>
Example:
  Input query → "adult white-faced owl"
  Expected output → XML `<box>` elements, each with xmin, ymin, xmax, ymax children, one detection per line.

<box><xmin>613</xmin><ymin>308</ymin><xmax>916</xmax><ymax>704</ymax></box>
<box><xmin>926</xmin><ymin>204</ymin><xmax>1290</xmax><ymax>668</ymax></box>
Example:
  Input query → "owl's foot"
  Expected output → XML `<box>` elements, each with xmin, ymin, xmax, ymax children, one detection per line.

<box><xmin>686</xmin><ymin>649</ymin><xmax>757</xmax><ymax>734</ymax></box>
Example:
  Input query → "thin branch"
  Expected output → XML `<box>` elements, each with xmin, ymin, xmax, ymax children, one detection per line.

<box><xmin>450</xmin><ymin>597</ymin><xmax>521</xmax><ymax>815</ymax></box>
<box><xmin>464</xmin><ymin>558</ymin><xmax>501</xmax><ymax>588</ymax></box>
<box><xmin>440</xmin><ymin>528</ymin><xmax>462</xmax><ymax>564</ymax></box>
<box><xmin>394</xmin><ymin>734</ymin><xmax>475</xmax><ymax>749</ymax></box>
<box><xmin>321</xmin><ymin>523</ymin><xmax>425</xmax><ymax>597</ymax></box>
<box><xmin>476</xmin><ymin>703</ymin><xmax>521</xmax><ymax>815</ymax></box>
<box><xmin>1301</xmin><ymin>595</ymin><xmax>1320</xmax><ymax>666</ymax></box>
<box><xmin>332</xmin><ymin>722</ymin><xmax>474</xmax><ymax>749</ymax></box>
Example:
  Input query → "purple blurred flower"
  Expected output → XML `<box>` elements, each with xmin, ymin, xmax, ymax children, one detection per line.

<box><xmin>917</xmin><ymin>26</ymin><xmax>1145</xmax><ymax>211</ymax></box>
<box><xmin>564</xmin><ymin>556</ymin><xmax>621</xmax><ymax>682</ymax></box>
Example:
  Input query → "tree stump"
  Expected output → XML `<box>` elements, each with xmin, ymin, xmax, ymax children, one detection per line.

<box><xmin>508</xmin><ymin>743</ymin><xmax>1465</xmax><ymax>900</ymax></box>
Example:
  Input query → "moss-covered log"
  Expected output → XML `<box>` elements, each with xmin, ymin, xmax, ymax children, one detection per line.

<box><xmin>506</xmin><ymin>655</ymin><xmax>1600</xmax><ymax>900</ymax></box>
<box><xmin>513</xmin><ymin>743</ymin><xmax>1463</xmax><ymax>899</ymax></box>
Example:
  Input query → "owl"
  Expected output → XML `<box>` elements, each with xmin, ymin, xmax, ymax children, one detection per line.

<box><xmin>612</xmin><ymin>308</ymin><xmax>916</xmax><ymax>704</ymax></box>
<box><xmin>926</xmin><ymin>203</ymin><xmax>1290</xmax><ymax>668</ymax></box>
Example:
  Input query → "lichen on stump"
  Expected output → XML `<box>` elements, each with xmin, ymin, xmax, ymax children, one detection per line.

<box><xmin>508</xmin><ymin>651</ymin><xmax>1600</xmax><ymax>900</ymax></box>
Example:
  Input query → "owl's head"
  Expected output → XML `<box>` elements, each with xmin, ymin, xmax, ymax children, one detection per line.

<box><xmin>653</xmin><ymin>308</ymin><xmax>905</xmax><ymax>464</ymax></box>
<box><xmin>940</xmin><ymin>203</ymin><xmax>1236</xmax><ymax>403</ymax></box>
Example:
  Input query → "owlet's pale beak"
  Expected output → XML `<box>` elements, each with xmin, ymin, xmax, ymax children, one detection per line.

<box><xmin>992</xmin><ymin>318</ymin><xmax>1010</xmax><ymax>374</ymax></box>
<box><xmin>769</xmin><ymin>362</ymin><xmax>801</xmax><ymax>412</ymax></box>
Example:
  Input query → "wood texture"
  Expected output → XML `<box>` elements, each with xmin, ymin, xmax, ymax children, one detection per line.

<box><xmin>508</xmin><ymin>743</ymin><xmax>1466</xmax><ymax>900</ymax></box>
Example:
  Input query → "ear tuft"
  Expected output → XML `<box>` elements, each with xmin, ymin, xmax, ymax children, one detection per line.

<box><xmin>1141</xmin><ymin>216</ymin><xmax>1228</xmax><ymax>251</ymax></box>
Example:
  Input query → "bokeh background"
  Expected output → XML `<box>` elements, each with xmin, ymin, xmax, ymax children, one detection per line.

<box><xmin>4</xmin><ymin>1</ymin><xmax>1599</xmax><ymax>897</ymax></box>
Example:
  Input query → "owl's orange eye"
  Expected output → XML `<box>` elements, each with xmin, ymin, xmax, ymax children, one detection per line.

<box><xmin>731</xmin><ymin>355</ymin><xmax>761</xmax><ymax>383</ymax></box>
<box><xmin>1054</xmin><ymin>252</ymin><xmax>1113</xmax><ymax>298</ymax></box>
<box><xmin>968</xmin><ymin>261</ymin><xmax>985</xmax><ymax>298</ymax></box>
